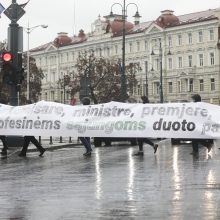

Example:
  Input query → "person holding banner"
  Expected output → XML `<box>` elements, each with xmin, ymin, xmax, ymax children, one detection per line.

<box><xmin>134</xmin><ymin>96</ymin><xmax>158</xmax><ymax>156</ymax></box>
<box><xmin>18</xmin><ymin>100</ymin><xmax>46</xmax><ymax>157</ymax></box>
<box><xmin>191</xmin><ymin>94</ymin><xmax>213</xmax><ymax>154</ymax></box>
<box><xmin>79</xmin><ymin>97</ymin><xmax>93</xmax><ymax>156</ymax></box>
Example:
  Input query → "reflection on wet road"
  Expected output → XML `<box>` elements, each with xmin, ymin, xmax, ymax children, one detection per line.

<box><xmin>1</xmin><ymin>139</ymin><xmax>220</xmax><ymax>219</ymax></box>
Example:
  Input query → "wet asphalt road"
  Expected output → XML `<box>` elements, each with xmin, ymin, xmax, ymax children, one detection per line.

<box><xmin>1</xmin><ymin>139</ymin><xmax>220</xmax><ymax>220</ymax></box>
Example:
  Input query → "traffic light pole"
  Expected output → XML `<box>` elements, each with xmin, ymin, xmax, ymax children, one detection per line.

<box><xmin>4</xmin><ymin>0</ymin><xmax>26</xmax><ymax>106</ymax></box>
<box><xmin>9</xmin><ymin>26</ymin><xmax>19</xmax><ymax>104</ymax></box>
<box><xmin>8</xmin><ymin>0</ymin><xmax>19</xmax><ymax>106</ymax></box>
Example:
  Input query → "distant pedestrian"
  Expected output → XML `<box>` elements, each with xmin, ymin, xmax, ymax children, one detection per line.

<box><xmin>191</xmin><ymin>94</ymin><xmax>213</xmax><ymax>155</ymax></box>
<box><xmin>79</xmin><ymin>97</ymin><xmax>93</xmax><ymax>156</ymax></box>
<box><xmin>134</xmin><ymin>96</ymin><xmax>158</xmax><ymax>156</ymax></box>
<box><xmin>19</xmin><ymin>100</ymin><xmax>46</xmax><ymax>157</ymax></box>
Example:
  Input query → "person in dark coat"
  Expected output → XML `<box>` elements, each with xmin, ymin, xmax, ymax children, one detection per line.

<box><xmin>79</xmin><ymin>97</ymin><xmax>93</xmax><ymax>156</ymax></box>
<box><xmin>19</xmin><ymin>100</ymin><xmax>46</xmax><ymax>157</ymax></box>
<box><xmin>191</xmin><ymin>94</ymin><xmax>213</xmax><ymax>154</ymax></box>
<box><xmin>134</xmin><ymin>96</ymin><xmax>158</xmax><ymax>156</ymax></box>
<box><xmin>0</xmin><ymin>96</ymin><xmax>8</xmax><ymax>156</ymax></box>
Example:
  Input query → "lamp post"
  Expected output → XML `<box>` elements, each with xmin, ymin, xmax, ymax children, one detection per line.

<box><xmin>109</xmin><ymin>0</ymin><xmax>140</xmax><ymax>102</ymax></box>
<box><xmin>25</xmin><ymin>24</ymin><xmax>48</xmax><ymax>100</ymax></box>
<box><xmin>151</xmin><ymin>40</ymin><xmax>163</xmax><ymax>103</ymax></box>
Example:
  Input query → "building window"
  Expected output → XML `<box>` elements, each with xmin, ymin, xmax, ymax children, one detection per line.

<box><xmin>199</xmin><ymin>79</ymin><xmax>204</xmax><ymax>91</ymax></box>
<box><xmin>51</xmin><ymin>91</ymin><xmax>55</xmax><ymax>101</ymax></box>
<box><xmin>168</xmin><ymin>82</ymin><xmax>173</xmax><ymax>93</ymax></box>
<box><xmin>198</xmin><ymin>31</ymin><xmax>203</xmax><ymax>43</ymax></box>
<box><xmin>211</xmin><ymin>78</ymin><xmax>215</xmax><ymax>91</ymax></box>
<box><xmin>188</xmin><ymin>55</ymin><xmax>192</xmax><ymax>67</ymax></box>
<box><xmin>188</xmin><ymin>33</ymin><xmax>192</xmax><ymax>44</ymax></box>
<box><xmin>99</xmin><ymin>48</ymin><xmax>102</xmax><ymax>57</ymax></box>
<box><xmin>52</xmin><ymin>72</ymin><xmax>55</xmax><ymax>82</ymax></box>
<box><xmin>209</xmin><ymin>28</ymin><xmax>214</xmax><ymax>41</ymax></box>
<box><xmin>153</xmin><ymin>82</ymin><xmax>159</xmax><ymax>95</ymax></box>
<box><xmin>144</xmin><ymin>40</ymin><xmax>148</xmax><ymax>51</ymax></box>
<box><xmin>156</xmin><ymin>59</ymin><xmax>160</xmax><ymax>71</ymax></box>
<box><xmin>137</xmin><ymin>85</ymin><xmax>141</xmax><ymax>95</ymax></box>
<box><xmin>189</xmin><ymin>79</ymin><xmax>194</xmax><ymax>92</ymax></box>
<box><xmin>129</xmin><ymin>42</ymin><xmax>133</xmax><ymax>52</ymax></box>
<box><xmin>177</xmin><ymin>81</ymin><xmax>181</xmax><ymax>93</ymax></box>
<box><xmin>178</xmin><ymin>57</ymin><xmax>182</xmax><ymax>68</ymax></box>
<box><xmin>137</xmin><ymin>41</ymin><xmax>140</xmax><ymax>51</ymax></box>
<box><xmin>45</xmin><ymin>74</ymin><xmax>48</xmax><ymax>82</ymax></box>
<box><xmin>107</xmin><ymin>48</ymin><xmax>110</xmax><ymax>56</ymax></box>
<box><xmin>60</xmin><ymin>91</ymin><xmax>63</xmax><ymax>103</ymax></box>
<box><xmin>168</xmin><ymin>58</ymin><xmax>172</xmax><ymax>69</ymax></box>
<box><xmin>210</xmin><ymin>52</ymin><xmax>215</xmax><ymax>65</ymax></box>
<box><xmin>168</xmin><ymin>35</ymin><xmax>172</xmax><ymax>47</ymax></box>
<box><xmin>199</xmin><ymin>54</ymin><xmax>203</xmax><ymax>66</ymax></box>
<box><xmin>115</xmin><ymin>45</ymin><xmax>118</xmax><ymax>54</ymax></box>
<box><xmin>177</xmin><ymin>34</ymin><xmax>182</xmax><ymax>46</ymax></box>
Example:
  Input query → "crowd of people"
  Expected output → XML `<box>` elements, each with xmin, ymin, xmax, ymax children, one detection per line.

<box><xmin>0</xmin><ymin>94</ymin><xmax>214</xmax><ymax>158</ymax></box>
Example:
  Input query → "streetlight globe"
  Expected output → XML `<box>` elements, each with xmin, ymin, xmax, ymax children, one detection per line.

<box><xmin>41</xmin><ymin>25</ymin><xmax>48</xmax><ymax>28</ymax></box>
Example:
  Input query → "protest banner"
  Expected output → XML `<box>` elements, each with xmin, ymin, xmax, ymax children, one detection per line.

<box><xmin>0</xmin><ymin>101</ymin><xmax>219</xmax><ymax>139</ymax></box>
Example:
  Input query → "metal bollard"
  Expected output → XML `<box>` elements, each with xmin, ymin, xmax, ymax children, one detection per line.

<box><xmin>39</xmin><ymin>136</ymin><xmax>41</xmax><ymax>145</ymax></box>
<box><xmin>59</xmin><ymin>136</ymin><xmax>63</xmax><ymax>143</ymax></box>
<box><xmin>69</xmin><ymin>137</ymin><xmax>72</xmax><ymax>143</ymax></box>
<box><xmin>49</xmin><ymin>136</ymin><xmax>53</xmax><ymax>145</ymax></box>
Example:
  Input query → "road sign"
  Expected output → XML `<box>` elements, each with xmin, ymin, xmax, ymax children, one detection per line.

<box><xmin>4</xmin><ymin>3</ymin><xmax>25</xmax><ymax>21</ymax></box>
<box><xmin>0</xmin><ymin>3</ymin><xmax>5</xmax><ymax>15</ymax></box>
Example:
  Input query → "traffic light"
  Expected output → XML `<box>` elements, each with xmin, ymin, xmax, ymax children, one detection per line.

<box><xmin>16</xmin><ymin>52</ymin><xmax>24</xmax><ymax>85</ymax></box>
<box><xmin>1</xmin><ymin>52</ymin><xmax>24</xmax><ymax>87</ymax></box>
<box><xmin>1</xmin><ymin>51</ymin><xmax>15</xmax><ymax>85</ymax></box>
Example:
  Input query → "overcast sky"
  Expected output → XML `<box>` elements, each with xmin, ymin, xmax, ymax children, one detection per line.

<box><xmin>0</xmin><ymin>0</ymin><xmax>220</xmax><ymax>51</ymax></box>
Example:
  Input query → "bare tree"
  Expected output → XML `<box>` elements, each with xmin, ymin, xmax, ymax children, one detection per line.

<box><xmin>69</xmin><ymin>52</ymin><xmax>138</xmax><ymax>103</ymax></box>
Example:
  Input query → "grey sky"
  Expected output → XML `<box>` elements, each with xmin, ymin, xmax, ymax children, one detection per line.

<box><xmin>0</xmin><ymin>0</ymin><xmax>220</xmax><ymax>51</ymax></box>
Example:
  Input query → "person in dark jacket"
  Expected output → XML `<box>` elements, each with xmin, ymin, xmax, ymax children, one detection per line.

<box><xmin>191</xmin><ymin>94</ymin><xmax>213</xmax><ymax>154</ymax></box>
<box><xmin>134</xmin><ymin>96</ymin><xmax>158</xmax><ymax>156</ymax></box>
<box><xmin>19</xmin><ymin>100</ymin><xmax>46</xmax><ymax>157</ymax></box>
<box><xmin>79</xmin><ymin>97</ymin><xmax>93</xmax><ymax>156</ymax></box>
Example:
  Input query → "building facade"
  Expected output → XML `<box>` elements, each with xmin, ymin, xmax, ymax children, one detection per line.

<box><xmin>30</xmin><ymin>8</ymin><xmax>220</xmax><ymax>104</ymax></box>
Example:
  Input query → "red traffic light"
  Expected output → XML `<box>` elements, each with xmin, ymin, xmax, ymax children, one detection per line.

<box><xmin>2</xmin><ymin>52</ymin><xmax>12</xmax><ymax>62</ymax></box>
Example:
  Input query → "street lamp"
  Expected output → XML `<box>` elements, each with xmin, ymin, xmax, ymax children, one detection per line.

<box><xmin>109</xmin><ymin>0</ymin><xmax>141</xmax><ymax>102</ymax></box>
<box><xmin>151</xmin><ymin>41</ymin><xmax>172</xmax><ymax>103</ymax></box>
<box><xmin>151</xmin><ymin>40</ymin><xmax>163</xmax><ymax>103</ymax></box>
<box><xmin>25</xmin><ymin>24</ymin><xmax>48</xmax><ymax>100</ymax></box>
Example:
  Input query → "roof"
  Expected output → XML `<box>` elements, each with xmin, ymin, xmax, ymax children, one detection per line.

<box><xmin>30</xmin><ymin>8</ymin><xmax>219</xmax><ymax>53</ymax></box>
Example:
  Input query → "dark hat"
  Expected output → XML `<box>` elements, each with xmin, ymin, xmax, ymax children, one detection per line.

<box><xmin>26</xmin><ymin>99</ymin><xmax>32</xmax><ymax>104</ymax></box>
<box><xmin>82</xmin><ymin>97</ymin><xmax>90</xmax><ymax>105</ymax></box>
<box><xmin>191</xmin><ymin>94</ymin><xmax>201</xmax><ymax>102</ymax></box>
<box><xmin>141</xmin><ymin>96</ymin><xmax>149</xmax><ymax>104</ymax></box>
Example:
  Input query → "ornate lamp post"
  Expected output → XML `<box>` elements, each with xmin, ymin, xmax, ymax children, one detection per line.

<box><xmin>151</xmin><ymin>40</ymin><xmax>163</xmax><ymax>103</ymax></box>
<box><xmin>109</xmin><ymin>0</ymin><xmax>141</xmax><ymax>102</ymax></box>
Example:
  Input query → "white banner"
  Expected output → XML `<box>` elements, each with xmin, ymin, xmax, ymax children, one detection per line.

<box><xmin>0</xmin><ymin>100</ymin><xmax>219</xmax><ymax>139</ymax></box>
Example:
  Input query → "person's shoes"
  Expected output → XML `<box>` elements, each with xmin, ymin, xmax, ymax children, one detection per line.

<box><xmin>1</xmin><ymin>150</ymin><xmax>7</xmax><ymax>156</ymax></box>
<box><xmin>133</xmin><ymin>151</ymin><xmax>144</xmax><ymax>156</ymax></box>
<box><xmin>18</xmin><ymin>153</ymin><xmax>26</xmax><ymax>157</ymax></box>
<box><xmin>207</xmin><ymin>143</ymin><xmax>213</xmax><ymax>153</ymax></box>
<box><xmin>83</xmin><ymin>151</ymin><xmax>92</xmax><ymax>156</ymax></box>
<box><xmin>153</xmin><ymin>144</ymin><xmax>158</xmax><ymax>154</ymax></box>
<box><xmin>39</xmin><ymin>149</ymin><xmax>46</xmax><ymax>157</ymax></box>
<box><xmin>190</xmin><ymin>151</ymin><xmax>198</xmax><ymax>155</ymax></box>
